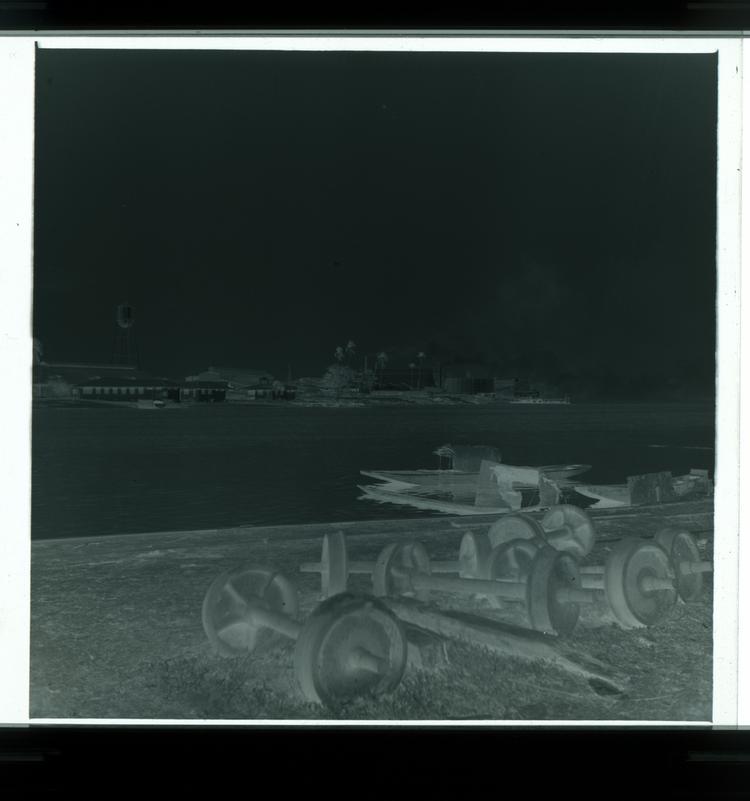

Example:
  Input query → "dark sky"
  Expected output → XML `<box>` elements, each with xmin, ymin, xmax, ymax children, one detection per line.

<box><xmin>33</xmin><ymin>49</ymin><xmax>718</xmax><ymax>398</ymax></box>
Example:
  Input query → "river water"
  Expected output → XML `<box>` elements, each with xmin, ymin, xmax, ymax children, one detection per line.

<box><xmin>31</xmin><ymin>402</ymin><xmax>715</xmax><ymax>540</ymax></box>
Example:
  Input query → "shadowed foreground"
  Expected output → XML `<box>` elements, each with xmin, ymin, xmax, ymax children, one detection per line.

<box><xmin>30</xmin><ymin>501</ymin><xmax>713</xmax><ymax>721</ymax></box>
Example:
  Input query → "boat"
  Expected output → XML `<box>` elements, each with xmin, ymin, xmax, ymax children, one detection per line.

<box><xmin>358</xmin><ymin>449</ymin><xmax>595</xmax><ymax>516</ymax></box>
<box><xmin>358</xmin><ymin>471</ymin><xmax>712</xmax><ymax>516</ymax></box>
<box><xmin>360</xmin><ymin>463</ymin><xmax>590</xmax><ymax>490</ymax></box>
<box><xmin>574</xmin><ymin>470</ymin><xmax>713</xmax><ymax>508</ymax></box>
<box><xmin>357</xmin><ymin>445</ymin><xmax>712</xmax><ymax>516</ymax></box>
<box><xmin>359</xmin><ymin>469</ymin><xmax>478</xmax><ymax>491</ymax></box>
<box><xmin>361</xmin><ymin>443</ymin><xmax>591</xmax><ymax>492</ymax></box>
<box><xmin>357</xmin><ymin>483</ymin><xmax>545</xmax><ymax>516</ymax></box>
<box><xmin>572</xmin><ymin>485</ymin><xmax>631</xmax><ymax>508</ymax></box>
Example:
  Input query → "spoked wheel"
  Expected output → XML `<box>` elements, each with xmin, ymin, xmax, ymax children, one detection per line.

<box><xmin>202</xmin><ymin>565</ymin><xmax>299</xmax><ymax>658</ymax></box>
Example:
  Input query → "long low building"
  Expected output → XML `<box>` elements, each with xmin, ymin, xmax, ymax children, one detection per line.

<box><xmin>74</xmin><ymin>376</ymin><xmax>227</xmax><ymax>403</ymax></box>
<box><xmin>33</xmin><ymin>362</ymin><xmax>139</xmax><ymax>398</ymax></box>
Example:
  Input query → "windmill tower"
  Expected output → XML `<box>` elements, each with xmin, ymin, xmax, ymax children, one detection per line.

<box><xmin>112</xmin><ymin>302</ymin><xmax>138</xmax><ymax>367</ymax></box>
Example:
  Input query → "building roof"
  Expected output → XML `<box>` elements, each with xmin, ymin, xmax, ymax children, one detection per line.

<box><xmin>34</xmin><ymin>363</ymin><xmax>146</xmax><ymax>384</ymax></box>
<box><xmin>75</xmin><ymin>376</ymin><xmax>177</xmax><ymax>388</ymax></box>
<box><xmin>41</xmin><ymin>362</ymin><xmax>136</xmax><ymax>371</ymax></box>
<box><xmin>76</xmin><ymin>376</ymin><xmax>228</xmax><ymax>389</ymax></box>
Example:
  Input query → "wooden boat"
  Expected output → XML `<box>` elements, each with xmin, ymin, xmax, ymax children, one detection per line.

<box><xmin>361</xmin><ymin>463</ymin><xmax>590</xmax><ymax>489</ymax></box>
<box><xmin>573</xmin><ymin>485</ymin><xmax>631</xmax><ymax>508</ymax></box>
<box><xmin>358</xmin><ymin>458</ymin><xmax>592</xmax><ymax>516</ymax></box>
<box><xmin>358</xmin><ymin>461</ymin><xmax>712</xmax><ymax>517</ymax></box>
<box><xmin>357</xmin><ymin>483</ymin><xmax>545</xmax><ymax>516</ymax></box>
<box><xmin>359</xmin><ymin>469</ymin><xmax>478</xmax><ymax>491</ymax></box>
<box><xmin>574</xmin><ymin>470</ymin><xmax>713</xmax><ymax>509</ymax></box>
<box><xmin>362</xmin><ymin>443</ymin><xmax>591</xmax><ymax>492</ymax></box>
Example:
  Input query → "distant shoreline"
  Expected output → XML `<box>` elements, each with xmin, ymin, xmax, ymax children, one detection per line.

<box><xmin>32</xmin><ymin>395</ymin><xmax>714</xmax><ymax>410</ymax></box>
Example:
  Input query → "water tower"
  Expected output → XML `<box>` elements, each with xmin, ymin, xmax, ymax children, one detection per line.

<box><xmin>112</xmin><ymin>302</ymin><xmax>138</xmax><ymax>366</ymax></box>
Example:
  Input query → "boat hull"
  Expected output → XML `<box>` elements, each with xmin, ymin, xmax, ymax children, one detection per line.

<box><xmin>358</xmin><ymin>484</ymin><xmax>541</xmax><ymax>516</ymax></box>
<box><xmin>360</xmin><ymin>469</ymin><xmax>478</xmax><ymax>490</ymax></box>
<box><xmin>360</xmin><ymin>463</ymin><xmax>591</xmax><ymax>490</ymax></box>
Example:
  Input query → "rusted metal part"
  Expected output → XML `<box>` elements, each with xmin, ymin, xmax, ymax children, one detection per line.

<box><xmin>380</xmin><ymin>597</ymin><xmax>629</xmax><ymax>695</ymax></box>
<box><xmin>294</xmin><ymin>594</ymin><xmax>408</xmax><ymax>707</ymax></box>
<box><xmin>404</xmin><ymin>624</ymin><xmax>451</xmax><ymax>672</ymax></box>
<box><xmin>540</xmin><ymin>505</ymin><xmax>597</xmax><ymax>559</ymax></box>
<box><xmin>371</xmin><ymin>538</ymin><xmax>587</xmax><ymax>637</ymax></box>
<box><xmin>301</xmin><ymin>530</ymin><xmax>480</xmax><ymax>599</ymax></box>
<box><xmin>580</xmin><ymin>538</ymin><xmax>679</xmax><ymax>628</ymax></box>
<box><xmin>654</xmin><ymin>527</ymin><xmax>712</xmax><ymax>602</ymax></box>
<box><xmin>488</xmin><ymin>513</ymin><xmax>547</xmax><ymax>548</ymax></box>
<box><xmin>602</xmin><ymin>539</ymin><xmax>678</xmax><ymax>628</ymax></box>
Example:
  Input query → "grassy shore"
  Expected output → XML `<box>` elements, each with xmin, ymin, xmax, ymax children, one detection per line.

<box><xmin>30</xmin><ymin>501</ymin><xmax>713</xmax><ymax>722</ymax></box>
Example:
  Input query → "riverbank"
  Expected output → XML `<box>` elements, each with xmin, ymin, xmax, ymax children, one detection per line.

<box><xmin>34</xmin><ymin>392</ymin><xmax>505</xmax><ymax>409</ymax></box>
<box><xmin>30</xmin><ymin>499</ymin><xmax>713</xmax><ymax>721</ymax></box>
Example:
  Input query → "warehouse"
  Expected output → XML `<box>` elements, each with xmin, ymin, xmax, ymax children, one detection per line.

<box><xmin>75</xmin><ymin>376</ymin><xmax>182</xmax><ymax>402</ymax></box>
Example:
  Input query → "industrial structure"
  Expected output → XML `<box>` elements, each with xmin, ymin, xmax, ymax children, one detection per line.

<box><xmin>112</xmin><ymin>302</ymin><xmax>138</xmax><ymax>367</ymax></box>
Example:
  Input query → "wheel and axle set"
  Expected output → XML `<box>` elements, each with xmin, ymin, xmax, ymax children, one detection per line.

<box><xmin>200</xmin><ymin>505</ymin><xmax>711</xmax><ymax>707</ymax></box>
<box><xmin>300</xmin><ymin>506</ymin><xmax>712</xmax><ymax>634</ymax></box>
<box><xmin>201</xmin><ymin>565</ymin><xmax>407</xmax><ymax>707</ymax></box>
